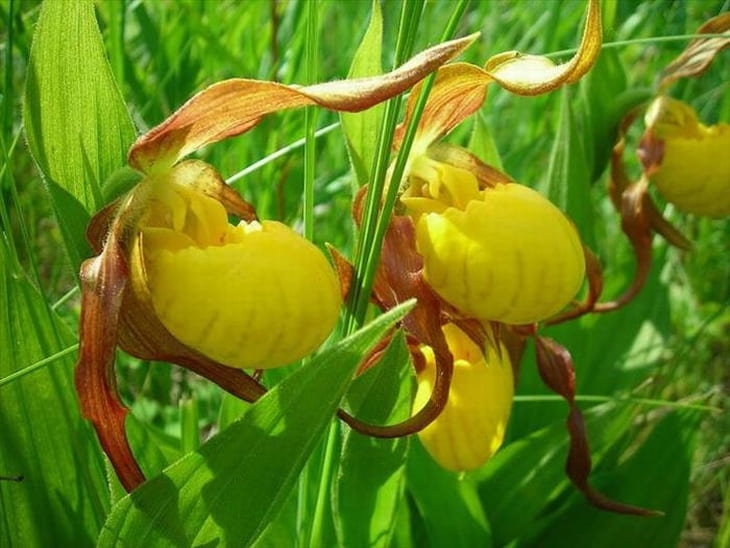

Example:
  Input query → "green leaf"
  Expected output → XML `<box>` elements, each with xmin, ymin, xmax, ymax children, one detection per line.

<box><xmin>475</xmin><ymin>402</ymin><xmax>634</xmax><ymax>546</ymax></box>
<box><xmin>98</xmin><ymin>301</ymin><xmax>413</xmax><ymax>547</ymax></box>
<box><xmin>0</xmin><ymin>242</ymin><xmax>109</xmax><ymax>546</ymax></box>
<box><xmin>544</xmin><ymin>86</ymin><xmax>596</xmax><ymax>250</ymax></box>
<box><xmin>341</xmin><ymin>0</ymin><xmax>384</xmax><ymax>186</ymax></box>
<box><xmin>24</xmin><ymin>0</ymin><xmax>136</xmax><ymax>267</ymax></box>
<box><xmin>406</xmin><ymin>438</ymin><xmax>492</xmax><ymax>548</ymax></box>
<box><xmin>334</xmin><ymin>331</ymin><xmax>412</xmax><ymax>548</ymax></box>
<box><xmin>516</xmin><ymin>410</ymin><xmax>703</xmax><ymax>547</ymax></box>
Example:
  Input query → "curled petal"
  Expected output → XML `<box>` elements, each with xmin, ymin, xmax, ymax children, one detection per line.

<box><xmin>128</xmin><ymin>34</ymin><xmax>478</xmax><ymax>173</ymax></box>
<box><xmin>483</xmin><ymin>0</ymin><xmax>601</xmax><ymax>95</ymax></box>
<box><xmin>659</xmin><ymin>13</ymin><xmax>730</xmax><ymax>90</ymax></box>
<box><xmin>338</xmin><ymin>214</ymin><xmax>455</xmax><ymax>438</ymax></box>
<box><xmin>594</xmin><ymin>177</ymin><xmax>653</xmax><ymax>313</ymax></box>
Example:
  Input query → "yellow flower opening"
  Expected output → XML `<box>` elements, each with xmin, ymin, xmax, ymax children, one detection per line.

<box><xmin>132</xmin><ymin>161</ymin><xmax>341</xmax><ymax>369</ymax></box>
<box><xmin>413</xmin><ymin>323</ymin><xmax>513</xmax><ymax>472</ymax></box>
<box><xmin>645</xmin><ymin>96</ymin><xmax>730</xmax><ymax>218</ymax></box>
<box><xmin>401</xmin><ymin>155</ymin><xmax>585</xmax><ymax>325</ymax></box>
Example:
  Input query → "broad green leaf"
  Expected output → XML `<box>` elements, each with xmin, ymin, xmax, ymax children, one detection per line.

<box><xmin>0</xmin><ymin>242</ymin><xmax>109</xmax><ymax>546</ymax></box>
<box><xmin>468</xmin><ymin>112</ymin><xmax>504</xmax><ymax>171</ymax></box>
<box><xmin>544</xmin><ymin>86</ymin><xmax>596</xmax><ymax>250</ymax></box>
<box><xmin>98</xmin><ymin>301</ymin><xmax>413</xmax><ymax>547</ymax></box>
<box><xmin>516</xmin><ymin>410</ymin><xmax>703</xmax><ymax>547</ymax></box>
<box><xmin>334</xmin><ymin>331</ymin><xmax>412</xmax><ymax>548</ymax></box>
<box><xmin>476</xmin><ymin>402</ymin><xmax>634</xmax><ymax>546</ymax></box>
<box><xmin>24</xmin><ymin>0</ymin><xmax>136</xmax><ymax>268</ymax></box>
<box><xmin>406</xmin><ymin>438</ymin><xmax>492</xmax><ymax>548</ymax></box>
<box><xmin>341</xmin><ymin>0</ymin><xmax>384</xmax><ymax>186</ymax></box>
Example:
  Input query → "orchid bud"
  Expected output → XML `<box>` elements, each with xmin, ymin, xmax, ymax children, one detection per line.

<box><xmin>413</xmin><ymin>323</ymin><xmax>513</xmax><ymax>472</ymax></box>
<box><xmin>644</xmin><ymin>96</ymin><xmax>730</xmax><ymax>218</ymax></box>
<box><xmin>401</xmin><ymin>155</ymin><xmax>585</xmax><ymax>325</ymax></box>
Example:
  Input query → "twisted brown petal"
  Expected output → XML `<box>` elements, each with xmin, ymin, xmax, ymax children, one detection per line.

<box><xmin>75</xmin><ymin>231</ymin><xmax>144</xmax><ymax>492</ymax></box>
<box><xmin>659</xmin><ymin>13</ymin><xmax>730</xmax><ymax>90</ymax></box>
<box><xmin>483</xmin><ymin>0</ymin><xmax>602</xmax><ymax>95</ymax></box>
<box><xmin>535</xmin><ymin>336</ymin><xmax>660</xmax><ymax>516</ymax></box>
<box><xmin>128</xmin><ymin>34</ymin><xmax>478</xmax><ymax>173</ymax></box>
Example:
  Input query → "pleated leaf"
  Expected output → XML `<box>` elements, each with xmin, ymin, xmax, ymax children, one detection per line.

<box><xmin>24</xmin><ymin>0</ymin><xmax>136</xmax><ymax>269</ymax></box>
<box><xmin>545</xmin><ymin>86</ymin><xmax>596</xmax><ymax>250</ymax></box>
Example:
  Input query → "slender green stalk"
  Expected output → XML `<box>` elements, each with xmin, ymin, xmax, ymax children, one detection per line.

<box><xmin>0</xmin><ymin>343</ymin><xmax>79</xmax><ymax>388</ymax></box>
<box><xmin>303</xmin><ymin>0</ymin><xmax>319</xmax><ymax>240</ymax></box>
<box><xmin>345</xmin><ymin>0</ymin><xmax>427</xmax><ymax>334</ymax></box>
<box><xmin>514</xmin><ymin>393</ymin><xmax>719</xmax><ymax>412</ymax></box>
<box><xmin>298</xmin><ymin>3</ymin><xmax>320</xmax><ymax>543</ymax></box>
<box><xmin>347</xmin><ymin>0</ymin><xmax>469</xmax><ymax>330</ymax></box>
<box><xmin>545</xmin><ymin>33</ymin><xmax>730</xmax><ymax>59</ymax></box>
<box><xmin>226</xmin><ymin>123</ymin><xmax>339</xmax><ymax>185</ymax></box>
<box><xmin>51</xmin><ymin>285</ymin><xmax>80</xmax><ymax>311</ymax></box>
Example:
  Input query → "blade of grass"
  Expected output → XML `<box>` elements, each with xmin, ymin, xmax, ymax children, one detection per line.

<box><xmin>546</xmin><ymin>33</ymin><xmax>730</xmax><ymax>59</ymax></box>
<box><xmin>345</xmin><ymin>0</ymin><xmax>426</xmax><ymax>334</ymax></box>
<box><xmin>310</xmin><ymin>2</ymin><xmax>429</xmax><ymax>545</ymax></box>
<box><xmin>514</xmin><ymin>393</ymin><xmax>719</xmax><ymax>413</ymax></box>
<box><xmin>226</xmin><ymin>123</ymin><xmax>339</xmax><ymax>185</ymax></box>
<box><xmin>303</xmin><ymin>0</ymin><xmax>319</xmax><ymax>240</ymax></box>
<box><xmin>0</xmin><ymin>343</ymin><xmax>79</xmax><ymax>388</ymax></box>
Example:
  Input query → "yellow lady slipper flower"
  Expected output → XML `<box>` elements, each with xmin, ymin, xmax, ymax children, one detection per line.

<box><xmin>134</xmin><ymin>161</ymin><xmax>341</xmax><ymax>369</ymax></box>
<box><xmin>644</xmin><ymin>96</ymin><xmax>730</xmax><ymax>218</ymax></box>
<box><xmin>401</xmin><ymin>155</ymin><xmax>585</xmax><ymax>325</ymax></box>
<box><xmin>413</xmin><ymin>323</ymin><xmax>513</xmax><ymax>472</ymax></box>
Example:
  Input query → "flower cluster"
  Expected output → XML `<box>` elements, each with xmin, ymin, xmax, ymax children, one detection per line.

<box><xmin>76</xmin><ymin>0</ymin><xmax>658</xmax><ymax>517</ymax></box>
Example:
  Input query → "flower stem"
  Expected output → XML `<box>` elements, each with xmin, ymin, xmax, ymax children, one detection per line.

<box><xmin>347</xmin><ymin>0</ymin><xmax>469</xmax><ymax>331</ymax></box>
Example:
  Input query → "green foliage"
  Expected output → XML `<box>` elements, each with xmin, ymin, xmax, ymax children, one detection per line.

<box><xmin>2</xmin><ymin>0</ymin><xmax>728</xmax><ymax>546</ymax></box>
<box><xmin>98</xmin><ymin>302</ymin><xmax>412</xmax><ymax>547</ymax></box>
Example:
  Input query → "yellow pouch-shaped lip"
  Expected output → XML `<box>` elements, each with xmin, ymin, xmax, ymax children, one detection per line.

<box><xmin>403</xmin><ymin>157</ymin><xmax>585</xmax><ymax>325</ymax></box>
<box><xmin>651</xmin><ymin>127</ymin><xmax>730</xmax><ymax>218</ymax></box>
<box><xmin>142</xmin><ymin>220</ymin><xmax>341</xmax><ymax>369</ymax></box>
<box><xmin>135</xmin><ymin>170</ymin><xmax>341</xmax><ymax>370</ymax></box>
<box><xmin>414</xmin><ymin>323</ymin><xmax>513</xmax><ymax>472</ymax></box>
